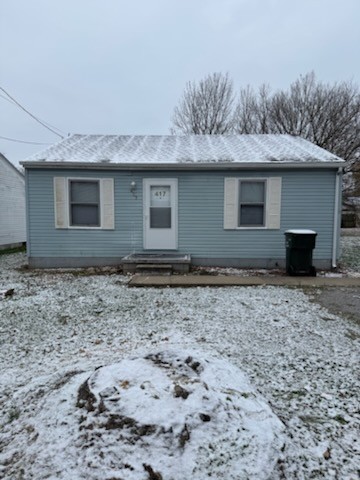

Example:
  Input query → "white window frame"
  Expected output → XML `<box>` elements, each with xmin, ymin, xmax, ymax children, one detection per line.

<box><xmin>224</xmin><ymin>176</ymin><xmax>282</xmax><ymax>230</ymax></box>
<box><xmin>238</xmin><ymin>178</ymin><xmax>267</xmax><ymax>229</ymax></box>
<box><xmin>54</xmin><ymin>177</ymin><xmax>115</xmax><ymax>230</ymax></box>
<box><xmin>68</xmin><ymin>178</ymin><xmax>101</xmax><ymax>229</ymax></box>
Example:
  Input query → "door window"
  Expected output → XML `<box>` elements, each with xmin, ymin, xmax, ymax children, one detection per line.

<box><xmin>150</xmin><ymin>186</ymin><xmax>171</xmax><ymax>228</ymax></box>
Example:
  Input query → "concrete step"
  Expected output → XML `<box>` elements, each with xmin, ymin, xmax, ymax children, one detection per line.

<box><xmin>122</xmin><ymin>253</ymin><xmax>191</xmax><ymax>274</ymax></box>
<box><xmin>135</xmin><ymin>264</ymin><xmax>173</xmax><ymax>275</ymax></box>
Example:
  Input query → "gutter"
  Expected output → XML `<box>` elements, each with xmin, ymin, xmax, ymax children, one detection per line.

<box><xmin>20</xmin><ymin>161</ymin><xmax>345</xmax><ymax>171</ymax></box>
<box><xmin>332</xmin><ymin>167</ymin><xmax>342</xmax><ymax>269</ymax></box>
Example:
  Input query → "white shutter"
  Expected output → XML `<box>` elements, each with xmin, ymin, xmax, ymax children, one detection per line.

<box><xmin>266</xmin><ymin>177</ymin><xmax>282</xmax><ymax>229</ymax></box>
<box><xmin>100</xmin><ymin>178</ymin><xmax>115</xmax><ymax>229</ymax></box>
<box><xmin>224</xmin><ymin>178</ymin><xmax>237</xmax><ymax>229</ymax></box>
<box><xmin>54</xmin><ymin>177</ymin><xmax>68</xmax><ymax>228</ymax></box>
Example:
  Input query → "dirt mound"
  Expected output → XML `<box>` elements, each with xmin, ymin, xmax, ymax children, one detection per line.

<box><xmin>73</xmin><ymin>349</ymin><xmax>285</xmax><ymax>479</ymax></box>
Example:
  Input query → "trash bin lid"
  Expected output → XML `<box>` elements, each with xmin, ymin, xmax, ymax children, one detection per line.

<box><xmin>285</xmin><ymin>229</ymin><xmax>317</xmax><ymax>234</ymax></box>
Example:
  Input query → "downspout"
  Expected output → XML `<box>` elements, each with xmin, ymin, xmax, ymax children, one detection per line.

<box><xmin>332</xmin><ymin>167</ymin><xmax>342</xmax><ymax>268</ymax></box>
<box><xmin>25</xmin><ymin>168</ymin><xmax>31</xmax><ymax>259</ymax></box>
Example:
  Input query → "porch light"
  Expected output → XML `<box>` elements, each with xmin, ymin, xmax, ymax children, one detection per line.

<box><xmin>130</xmin><ymin>180</ymin><xmax>137</xmax><ymax>197</ymax></box>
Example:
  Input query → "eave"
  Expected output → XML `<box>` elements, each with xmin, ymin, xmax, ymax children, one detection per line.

<box><xmin>20</xmin><ymin>161</ymin><xmax>345</xmax><ymax>171</ymax></box>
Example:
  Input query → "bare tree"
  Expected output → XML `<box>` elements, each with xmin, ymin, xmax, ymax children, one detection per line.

<box><xmin>235</xmin><ymin>72</ymin><xmax>360</xmax><ymax>162</ymax></box>
<box><xmin>234</xmin><ymin>84</ymin><xmax>272</xmax><ymax>134</ymax></box>
<box><xmin>234</xmin><ymin>72</ymin><xmax>360</xmax><ymax>196</ymax></box>
<box><xmin>171</xmin><ymin>73</ymin><xmax>235</xmax><ymax>134</ymax></box>
<box><xmin>172</xmin><ymin>71</ymin><xmax>360</xmax><ymax>197</ymax></box>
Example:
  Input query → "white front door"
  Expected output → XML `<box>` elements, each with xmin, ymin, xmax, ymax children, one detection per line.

<box><xmin>143</xmin><ymin>178</ymin><xmax>178</xmax><ymax>250</ymax></box>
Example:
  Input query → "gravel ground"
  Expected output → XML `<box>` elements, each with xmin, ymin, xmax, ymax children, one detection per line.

<box><xmin>309</xmin><ymin>287</ymin><xmax>360</xmax><ymax>325</ymax></box>
<box><xmin>0</xmin><ymin>251</ymin><xmax>359</xmax><ymax>479</ymax></box>
<box><xmin>310</xmin><ymin>234</ymin><xmax>360</xmax><ymax>323</ymax></box>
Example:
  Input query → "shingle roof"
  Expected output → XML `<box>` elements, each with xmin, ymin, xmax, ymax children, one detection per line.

<box><xmin>24</xmin><ymin>134</ymin><xmax>344</xmax><ymax>164</ymax></box>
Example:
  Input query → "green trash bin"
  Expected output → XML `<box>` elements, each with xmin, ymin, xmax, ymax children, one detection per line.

<box><xmin>285</xmin><ymin>230</ymin><xmax>317</xmax><ymax>276</ymax></box>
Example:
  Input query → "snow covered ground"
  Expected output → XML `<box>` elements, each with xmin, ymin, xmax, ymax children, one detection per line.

<box><xmin>339</xmin><ymin>234</ymin><xmax>360</xmax><ymax>276</ymax></box>
<box><xmin>0</xmin><ymin>252</ymin><xmax>359</xmax><ymax>479</ymax></box>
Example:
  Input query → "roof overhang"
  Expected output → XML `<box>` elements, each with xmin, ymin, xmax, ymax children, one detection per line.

<box><xmin>21</xmin><ymin>161</ymin><xmax>345</xmax><ymax>170</ymax></box>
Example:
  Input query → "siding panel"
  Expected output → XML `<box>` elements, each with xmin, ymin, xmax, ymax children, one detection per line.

<box><xmin>0</xmin><ymin>157</ymin><xmax>26</xmax><ymax>246</ymax></box>
<box><xmin>26</xmin><ymin>168</ymin><xmax>338</xmax><ymax>264</ymax></box>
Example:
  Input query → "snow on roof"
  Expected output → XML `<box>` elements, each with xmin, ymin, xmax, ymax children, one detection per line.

<box><xmin>23</xmin><ymin>134</ymin><xmax>344</xmax><ymax>165</ymax></box>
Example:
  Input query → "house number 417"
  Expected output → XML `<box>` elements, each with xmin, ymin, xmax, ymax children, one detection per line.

<box><xmin>155</xmin><ymin>190</ymin><xmax>167</xmax><ymax>198</ymax></box>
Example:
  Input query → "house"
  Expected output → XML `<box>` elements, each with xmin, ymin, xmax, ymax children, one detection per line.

<box><xmin>21</xmin><ymin>134</ymin><xmax>344</xmax><ymax>269</ymax></box>
<box><xmin>0</xmin><ymin>153</ymin><xmax>26</xmax><ymax>249</ymax></box>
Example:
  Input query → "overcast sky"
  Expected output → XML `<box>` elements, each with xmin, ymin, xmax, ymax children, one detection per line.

<box><xmin>1</xmin><ymin>0</ymin><xmax>360</xmax><ymax>166</ymax></box>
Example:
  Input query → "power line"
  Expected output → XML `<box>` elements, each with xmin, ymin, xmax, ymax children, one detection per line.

<box><xmin>0</xmin><ymin>92</ymin><xmax>66</xmax><ymax>136</ymax></box>
<box><xmin>0</xmin><ymin>86</ymin><xmax>65</xmax><ymax>138</ymax></box>
<box><xmin>0</xmin><ymin>87</ymin><xmax>65</xmax><ymax>137</ymax></box>
<box><xmin>0</xmin><ymin>93</ymin><xmax>15</xmax><ymax>105</ymax></box>
<box><xmin>0</xmin><ymin>135</ymin><xmax>51</xmax><ymax>145</ymax></box>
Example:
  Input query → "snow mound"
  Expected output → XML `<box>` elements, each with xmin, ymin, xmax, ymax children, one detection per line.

<box><xmin>2</xmin><ymin>349</ymin><xmax>285</xmax><ymax>479</ymax></box>
<box><xmin>74</xmin><ymin>349</ymin><xmax>285</xmax><ymax>479</ymax></box>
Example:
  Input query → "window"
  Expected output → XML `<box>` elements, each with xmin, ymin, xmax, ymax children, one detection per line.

<box><xmin>150</xmin><ymin>185</ymin><xmax>172</xmax><ymax>228</ymax></box>
<box><xmin>238</xmin><ymin>180</ymin><xmax>265</xmax><ymax>227</ymax></box>
<box><xmin>224</xmin><ymin>177</ymin><xmax>282</xmax><ymax>230</ymax></box>
<box><xmin>54</xmin><ymin>177</ymin><xmax>114</xmax><ymax>229</ymax></box>
<box><xmin>69</xmin><ymin>180</ymin><xmax>100</xmax><ymax>227</ymax></box>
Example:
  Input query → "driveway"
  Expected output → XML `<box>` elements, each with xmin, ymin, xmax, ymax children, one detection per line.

<box><xmin>309</xmin><ymin>287</ymin><xmax>360</xmax><ymax>325</ymax></box>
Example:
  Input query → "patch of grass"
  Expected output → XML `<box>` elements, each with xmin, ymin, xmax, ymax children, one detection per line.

<box><xmin>299</xmin><ymin>415</ymin><xmax>326</xmax><ymax>425</ymax></box>
<box><xmin>287</xmin><ymin>389</ymin><xmax>307</xmax><ymax>400</ymax></box>
<box><xmin>339</xmin><ymin>236</ymin><xmax>360</xmax><ymax>270</ymax></box>
<box><xmin>7</xmin><ymin>406</ymin><xmax>21</xmax><ymax>423</ymax></box>
<box><xmin>345</xmin><ymin>330</ymin><xmax>360</xmax><ymax>340</ymax></box>
<box><xmin>16</xmin><ymin>265</ymin><xmax>123</xmax><ymax>277</ymax></box>
<box><xmin>240</xmin><ymin>392</ymin><xmax>252</xmax><ymax>399</ymax></box>
<box><xmin>332</xmin><ymin>414</ymin><xmax>349</xmax><ymax>425</ymax></box>
<box><xmin>0</xmin><ymin>245</ymin><xmax>26</xmax><ymax>256</ymax></box>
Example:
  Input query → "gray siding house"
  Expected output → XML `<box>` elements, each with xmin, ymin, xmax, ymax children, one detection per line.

<box><xmin>21</xmin><ymin>134</ymin><xmax>344</xmax><ymax>269</ymax></box>
<box><xmin>0</xmin><ymin>153</ymin><xmax>26</xmax><ymax>249</ymax></box>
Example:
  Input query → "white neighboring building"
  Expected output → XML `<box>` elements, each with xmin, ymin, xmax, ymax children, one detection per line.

<box><xmin>0</xmin><ymin>153</ymin><xmax>26</xmax><ymax>249</ymax></box>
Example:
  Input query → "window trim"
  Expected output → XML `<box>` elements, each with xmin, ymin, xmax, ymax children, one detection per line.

<box><xmin>54</xmin><ymin>177</ymin><xmax>115</xmax><ymax>230</ymax></box>
<box><xmin>223</xmin><ymin>176</ymin><xmax>282</xmax><ymax>230</ymax></box>
<box><xmin>68</xmin><ymin>179</ymin><xmax>101</xmax><ymax>228</ymax></box>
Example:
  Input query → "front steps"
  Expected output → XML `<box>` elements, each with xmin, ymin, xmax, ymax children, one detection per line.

<box><xmin>122</xmin><ymin>253</ymin><xmax>191</xmax><ymax>274</ymax></box>
<box><xmin>136</xmin><ymin>264</ymin><xmax>173</xmax><ymax>275</ymax></box>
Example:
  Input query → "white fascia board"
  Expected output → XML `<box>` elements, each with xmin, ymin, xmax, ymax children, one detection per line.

<box><xmin>21</xmin><ymin>161</ymin><xmax>345</xmax><ymax>170</ymax></box>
